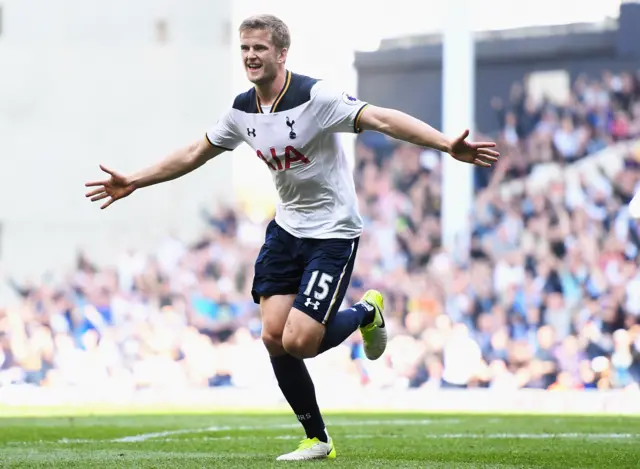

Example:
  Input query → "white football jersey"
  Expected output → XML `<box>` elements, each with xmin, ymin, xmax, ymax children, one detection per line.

<box><xmin>205</xmin><ymin>71</ymin><xmax>368</xmax><ymax>240</ymax></box>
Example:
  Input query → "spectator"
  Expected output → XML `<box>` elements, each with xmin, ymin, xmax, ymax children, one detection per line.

<box><xmin>1</xmin><ymin>69</ymin><xmax>640</xmax><ymax>393</ymax></box>
<box><xmin>484</xmin><ymin>70</ymin><xmax>640</xmax><ymax>190</ymax></box>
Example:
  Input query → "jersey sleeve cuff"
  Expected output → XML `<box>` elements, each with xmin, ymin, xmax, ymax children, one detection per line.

<box><xmin>205</xmin><ymin>133</ymin><xmax>233</xmax><ymax>151</ymax></box>
<box><xmin>353</xmin><ymin>104</ymin><xmax>369</xmax><ymax>133</ymax></box>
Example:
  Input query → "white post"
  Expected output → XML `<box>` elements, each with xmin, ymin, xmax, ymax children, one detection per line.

<box><xmin>441</xmin><ymin>0</ymin><xmax>475</xmax><ymax>258</ymax></box>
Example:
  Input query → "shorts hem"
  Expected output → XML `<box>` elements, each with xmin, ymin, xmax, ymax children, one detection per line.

<box><xmin>251</xmin><ymin>288</ymin><xmax>299</xmax><ymax>305</ymax></box>
<box><xmin>292</xmin><ymin>298</ymin><xmax>333</xmax><ymax>325</ymax></box>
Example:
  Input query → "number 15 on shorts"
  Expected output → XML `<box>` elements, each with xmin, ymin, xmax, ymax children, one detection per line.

<box><xmin>303</xmin><ymin>270</ymin><xmax>334</xmax><ymax>300</ymax></box>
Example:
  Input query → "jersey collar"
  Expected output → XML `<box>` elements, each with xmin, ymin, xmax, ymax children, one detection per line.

<box><xmin>255</xmin><ymin>70</ymin><xmax>292</xmax><ymax>114</ymax></box>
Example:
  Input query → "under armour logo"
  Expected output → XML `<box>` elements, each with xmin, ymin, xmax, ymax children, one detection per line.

<box><xmin>247</xmin><ymin>128</ymin><xmax>256</xmax><ymax>137</ymax></box>
<box><xmin>286</xmin><ymin>117</ymin><xmax>296</xmax><ymax>140</ymax></box>
<box><xmin>305</xmin><ymin>297</ymin><xmax>320</xmax><ymax>310</ymax></box>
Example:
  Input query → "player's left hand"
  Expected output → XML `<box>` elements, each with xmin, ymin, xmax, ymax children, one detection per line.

<box><xmin>449</xmin><ymin>129</ymin><xmax>500</xmax><ymax>167</ymax></box>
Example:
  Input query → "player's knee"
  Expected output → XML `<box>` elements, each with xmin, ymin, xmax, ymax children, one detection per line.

<box><xmin>282</xmin><ymin>334</ymin><xmax>309</xmax><ymax>359</ymax></box>
<box><xmin>282</xmin><ymin>330</ymin><xmax>320</xmax><ymax>360</ymax></box>
<box><xmin>281</xmin><ymin>309</ymin><xmax>325</xmax><ymax>359</ymax></box>
<box><xmin>262</xmin><ymin>329</ymin><xmax>286</xmax><ymax>356</ymax></box>
<box><xmin>259</xmin><ymin>294</ymin><xmax>295</xmax><ymax>356</ymax></box>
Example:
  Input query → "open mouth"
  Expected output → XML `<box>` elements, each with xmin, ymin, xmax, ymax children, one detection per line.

<box><xmin>247</xmin><ymin>63</ymin><xmax>262</xmax><ymax>71</ymax></box>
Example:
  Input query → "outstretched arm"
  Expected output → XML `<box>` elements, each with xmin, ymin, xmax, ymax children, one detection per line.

<box><xmin>85</xmin><ymin>138</ymin><xmax>226</xmax><ymax>209</ymax></box>
<box><xmin>86</xmin><ymin>102</ymin><xmax>243</xmax><ymax>210</ymax></box>
<box><xmin>358</xmin><ymin>105</ymin><xmax>499</xmax><ymax>167</ymax></box>
<box><xmin>128</xmin><ymin>138</ymin><xmax>225</xmax><ymax>188</ymax></box>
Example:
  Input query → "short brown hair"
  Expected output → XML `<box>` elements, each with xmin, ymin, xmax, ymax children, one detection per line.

<box><xmin>239</xmin><ymin>14</ymin><xmax>291</xmax><ymax>50</ymax></box>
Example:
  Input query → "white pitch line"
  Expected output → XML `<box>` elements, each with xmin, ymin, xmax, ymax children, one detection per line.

<box><xmin>112</xmin><ymin>426</ymin><xmax>233</xmax><ymax>443</ymax></box>
<box><xmin>109</xmin><ymin>418</ymin><xmax>460</xmax><ymax>443</ymax></box>
<box><xmin>128</xmin><ymin>433</ymin><xmax>640</xmax><ymax>441</ymax></box>
<box><xmin>51</xmin><ymin>432</ymin><xmax>640</xmax><ymax>446</ymax></box>
<box><xmin>40</xmin><ymin>417</ymin><xmax>640</xmax><ymax>446</ymax></box>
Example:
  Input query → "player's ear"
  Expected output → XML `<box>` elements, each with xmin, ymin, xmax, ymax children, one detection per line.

<box><xmin>278</xmin><ymin>48</ymin><xmax>288</xmax><ymax>63</ymax></box>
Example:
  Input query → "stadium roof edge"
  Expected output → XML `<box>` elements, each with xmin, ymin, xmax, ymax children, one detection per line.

<box><xmin>376</xmin><ymin>18</ymin><xmax>619</xmax><ymax>51</ymax></box>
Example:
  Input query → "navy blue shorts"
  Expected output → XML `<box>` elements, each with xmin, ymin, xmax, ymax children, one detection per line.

<box><xmin>251</xmin><ymin>219</ymin><xmax>359</xmax><ymax>325</ymax></box>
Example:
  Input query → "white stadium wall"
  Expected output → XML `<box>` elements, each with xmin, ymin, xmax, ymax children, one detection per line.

<box><xmin>0</xmin><ymin>0</ymin><xmax>234</xmax><ymax>280</ymax></box>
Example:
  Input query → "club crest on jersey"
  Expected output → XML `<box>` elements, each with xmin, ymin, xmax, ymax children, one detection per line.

<box><xmin>286</xmin><ymin>117</ymin><xmax>296</xmax><ymax>140</ymax></box>
<box><xmin>342</xmin><ymin>92</ymin><xmax>358</xmax><ymax>105</ymax></box>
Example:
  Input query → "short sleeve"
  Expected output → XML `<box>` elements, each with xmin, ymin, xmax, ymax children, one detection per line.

<box><xmin>310</xmin><ymin>81</ymin><xmax>369</xmax><ymax>134</ymax></box>
<box><xmin>205</xmin><ymin>109</ymin><xmax>243</xmax><ymax>151</ymax></box>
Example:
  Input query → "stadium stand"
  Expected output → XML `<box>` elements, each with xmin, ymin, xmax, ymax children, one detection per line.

<box><xmin>1</xmin><ymin>69</ymin><xmax>640</xmax><ymax>394</ymax></box>
<box><xmin>473</xmin><ymin>69</ymin><xmax>640</xmax><ymax>190</ymax></box>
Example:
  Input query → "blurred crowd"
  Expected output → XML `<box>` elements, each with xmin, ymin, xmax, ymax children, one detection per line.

<box><xmin>478</xmin><ymin>69</ymin><xmax>640</xmax><ymax>191</ymax></box>
<box><xmin>355</xmin><ymin>121</ymin><xmax>640</xmax><ymax>392</ymax></box>
<box><xmin>2</xmin><ymin>70</ymin><xmax>640</xmax><ymax>394</ymax></box>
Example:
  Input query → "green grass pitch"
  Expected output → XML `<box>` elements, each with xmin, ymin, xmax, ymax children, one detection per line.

<box><xmin>1</xmin><ymin>409</ymin><xmax>639</xmax><ymax>468</ymax></box>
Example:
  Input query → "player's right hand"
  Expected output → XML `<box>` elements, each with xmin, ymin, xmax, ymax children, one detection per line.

<box><xmin>84</xmin><ymin>165</ymin><xmax>136</xmax><ymax>209</ymax></box>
